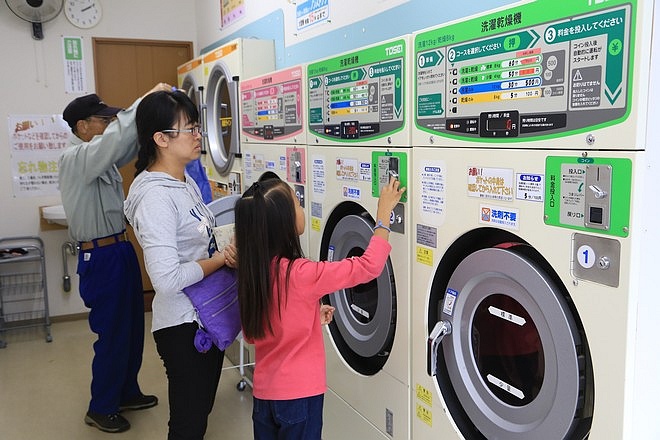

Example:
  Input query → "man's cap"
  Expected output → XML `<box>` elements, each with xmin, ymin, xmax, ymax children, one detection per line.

<box><xmin>62</xmin><ymin>94</ymin><xmax>122</xmax><ymax>128</ymax></box>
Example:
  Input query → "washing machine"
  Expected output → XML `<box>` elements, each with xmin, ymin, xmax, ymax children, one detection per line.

<box><xmin>202</xmin><ymin>38</ymin><xmax>275</xmax><ymax>197</ymax></box>
<box><xmin>306</xmin><ymin>36</ymin><xmax>413</xmax><ymax>439</ymax></box>
<box><xmin>410</xmin><ymin>1</ymin><xmax>660</xmax><ymax>439</ymax></box>
<box><xmin>308</xmin><ymin>145</ymin><xmax>411</xmax><ymax>440</ymax></box>
<box><xmin>240</xmin><ymin>65</ymin><xmax>310</xmax><ymax>255</ymax></box>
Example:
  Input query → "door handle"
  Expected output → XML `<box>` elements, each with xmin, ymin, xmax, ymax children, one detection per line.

<box><xmin>428</xmin><ymin>320</ymin><xmax>452</xmax><ymax>376</ymax></box>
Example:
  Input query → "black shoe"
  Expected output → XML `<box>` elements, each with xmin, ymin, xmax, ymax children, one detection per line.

<box><xmin>84</xmin><ymin>411</ymin><xmax>130</xmax><ymax>433</ymax></box>
<box><xmin>119</xmin><ymin>394</ymin><xmax>158</xmax><ymax>411</ymax></box>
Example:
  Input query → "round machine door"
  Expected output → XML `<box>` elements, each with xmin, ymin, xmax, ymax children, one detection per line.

<box><xmin>428</xmin><ymin>235</ymin><xmax>593</xmax><ymax>440</ymax></box>
<box><xmin>321</xmin><ymin>203</ymin><xmax>397</xmax><ymax>376</ymax></box>
<box><xmin>205</xmin><ymin>61</ymin><xmax>239</xmax><ymax>176</ymax></box>
<box><xmin>180</xmin><ymin>74</ymin><xmax>201</xmax><ymax>108</ymax></box>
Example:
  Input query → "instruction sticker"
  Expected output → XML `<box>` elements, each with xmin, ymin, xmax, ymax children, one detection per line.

<box><xmin>418</xmin><ymin>160</ymin><xmax>446</xmax><ymax>226</ymax></box>
<box><xmin>416</xmin><ymin>245</ymin><xmax>433</xmax><ymax>266</ymax></box>
<box><xmin>479</xmin><ymin>204</ymin><xmax>520</xmax><ymax>230</ymax></box>
<box><xmin>467</xmin><ymin>167</ymin><xmax>514</xmax><ymax>201</ymax></box>
<box><xmin>359</xmin><ymin>161</ymin><xmax>372</xmax><ymax>181</ymax></box>
<box><xmin>442</xmin><ymin>288</ymin><xmax>458</xmax><ymax>316</ymax></box>
<box><xmin>336</xmin><ymin>157</ymin><xmax>359</xmax><ymax>181</ymax></box>
<box><xmin>416</xmin><ymin>403</ymin><xmax>433</xmax><ymax>428</ymax></box>
<box><xmin>516</xmin><ymin>173</ymin><xmax>544</xmax><ymax>202</ymax></box>
<box><xmin>416</xmin><ymin>224</ymin><xmax>437</xmax><ymax>248</ymax></box>
<box><xmin>311</xmin><ymin>156</ymin><xmax>326</xmax><ymax>197</ymax></box>
<box><xmin>416</xmin><ymin>384</ymin><xmax>433</xmax><ymax>407</ymax></box>
<box><xmin>342</xmin><ymin>185</ymin><xmax>361</xmax><ymax>200</ymax></box>
<box><xmin>252</xmin><ymin>153</ymin><xmax>265</xmax><ymax>172</ymax></box>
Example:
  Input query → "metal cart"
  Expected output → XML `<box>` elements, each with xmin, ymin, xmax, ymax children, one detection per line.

<box><xmin>0</xmin><ymin>236</ymin><xmax>52</xmax><ymax>348</ymax></box>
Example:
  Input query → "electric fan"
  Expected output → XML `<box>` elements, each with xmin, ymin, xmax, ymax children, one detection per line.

<box><xmin>5</xmin><ymin>0</ymin><xmax>63</xmax><ymax>40</ymax></box>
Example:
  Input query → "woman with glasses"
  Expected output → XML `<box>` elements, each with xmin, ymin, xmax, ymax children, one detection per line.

<box><xmin>124</xmin><ymin>90</ymin><xmax>237</xmax><ymax>440</ymax></box>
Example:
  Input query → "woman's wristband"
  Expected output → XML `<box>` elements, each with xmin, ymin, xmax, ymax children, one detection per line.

<box><xmin>373</xmin><ymin>219</ymin><xmax>391</xmax><ymax>233</ymax></box>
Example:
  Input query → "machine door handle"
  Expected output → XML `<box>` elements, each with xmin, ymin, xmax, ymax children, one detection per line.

<box><xmin>198</xmin><ymin>86</ymin><xmax>208</xmax><ymax>154</ymax></box>
<box><xmin>428</xmin><ymin>320</ymin><xmax>452</xmax><ymax>376</ymax></box>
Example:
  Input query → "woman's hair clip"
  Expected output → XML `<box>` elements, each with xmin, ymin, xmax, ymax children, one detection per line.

<box><xmin>243</xmin><ymin>180</ymin><xmax>261</xmax><ymax>198</ymax></box>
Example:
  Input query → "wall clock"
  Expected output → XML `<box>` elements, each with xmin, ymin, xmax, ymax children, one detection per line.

<box><xmin>64</xmin><ymin>0</ymin><xmax>102</xmax><ymax>29</ymax></box>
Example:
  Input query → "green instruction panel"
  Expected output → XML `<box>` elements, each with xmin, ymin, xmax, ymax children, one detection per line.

<box><xmin>415</xmin><ymin>0</ymin><xmax>636</xmax><ymax>141</ymax></box>
<box><xmin>544</xmin><ymin>156</ymin><xmax>631</xmax><ymax>237</ymax></box>
<box><xmin>308</xmin><ymin>38</ymin><xmax>407</xmax><ymax>142</ymax></box>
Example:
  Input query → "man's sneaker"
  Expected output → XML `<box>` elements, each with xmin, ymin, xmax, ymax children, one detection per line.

<box><xmin>84</xmin><ymin>411</ymin><xmax>130</xmax><ymax>433</ymax></box>
<box><xmin>119</xmin><ymin>394</ymin><xmax>158</xmax><ymax>411</ymax></box>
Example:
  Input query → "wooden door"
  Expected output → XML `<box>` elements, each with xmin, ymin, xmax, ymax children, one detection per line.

<box><xmin>93</xmin><ymin>38</ymin><xmax>193</xmax><ymax>309</ymax></box>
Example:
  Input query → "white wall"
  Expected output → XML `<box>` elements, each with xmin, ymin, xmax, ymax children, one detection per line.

<box><xmin>0</xmin><ymin>0</ymin><xmax>196</xmax><ymax>318</ymax></box>
<box><xmin>194</xmin><ymin>0</ymin><xmax>517</xmax><ymax>68</ymax></box>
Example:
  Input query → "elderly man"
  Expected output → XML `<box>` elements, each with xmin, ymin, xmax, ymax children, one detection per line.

<box><xmin>59</xmin><ymin>83</ymin><xmax>171</xmax><ymax>433</ymax></box>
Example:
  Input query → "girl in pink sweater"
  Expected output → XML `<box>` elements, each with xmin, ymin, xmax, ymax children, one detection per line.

<box><xmin>234</xmin><ymin>176</ymin><xmax>405</xmax><ymax>439</ymax></box>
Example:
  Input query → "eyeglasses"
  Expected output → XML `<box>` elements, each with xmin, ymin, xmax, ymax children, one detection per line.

<box><xmin>161</xmin><ymin>125</ymin><xmax>202</xmax><ymax>136</ymax></box>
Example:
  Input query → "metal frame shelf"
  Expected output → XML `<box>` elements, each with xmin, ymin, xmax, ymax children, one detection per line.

<box><xmin>0</xmin><ymin>236</ymin><xmax>52</xmax><ymax>348</ymax></box>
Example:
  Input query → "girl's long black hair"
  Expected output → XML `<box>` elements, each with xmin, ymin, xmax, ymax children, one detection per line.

<box><xmin>134</xmin><ymin>91</ymin><xmax>199</xmax><ymax>176</ymax></box>
<box><xmin>235</xmin><ymin>178</ymin><xmax>304</xmax><ymax>340</ymax></box>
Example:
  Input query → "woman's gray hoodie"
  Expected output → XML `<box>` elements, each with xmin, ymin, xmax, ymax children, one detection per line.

<box><xmin>124</xmin><ymin>170</ymin><xmax>216</xmax><ymax>332</ymax></box>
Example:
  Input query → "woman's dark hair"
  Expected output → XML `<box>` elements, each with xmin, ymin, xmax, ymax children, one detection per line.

<box><xmin>257</xmin><ymin>171</ymin><xmax>280</xmax><ymax>182</ymax></box>
<box><xmin>134</xmin><ymin>91</ymin><xmax>199</xmax><ymax>177</ymax></box>
<box><xmin>235</xmin><ymin>179</ymin><xmax>303</xmax><ymax>339</ymax></box>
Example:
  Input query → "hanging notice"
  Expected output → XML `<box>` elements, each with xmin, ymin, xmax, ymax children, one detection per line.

<box><xmin>296</xmin><ymin>0</ymin><xmax>330</xmax><ymax>32</ymax></box>
<box><xmin>62</xmin><ymin>36</ymin><xmax>87</xmax><ymax>94</ymax></box>
<box><xmin>221</xmin><ymin>0</ymin><xmax>245</xmax><ymax>28</ymax></box>
<box><xmin>8</xmin><ymin>115</ymin><xmax>70</xmax><ymax>197</ymax></box>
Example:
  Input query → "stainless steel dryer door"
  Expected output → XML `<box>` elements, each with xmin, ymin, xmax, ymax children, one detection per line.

<box><xmin>429</xmin><ymin>243</ymin><xmax>592</xmax><ymax>440</ymax></box>
<box><xmin>204</xmin><ymin>61</ymin><xmax>240</xmax><ymax>176</ymax></box>
<box><xmin>180</xmin><ymin>73</ymin><xmax>200</xmax><ymax>107</ymax></box>
<box><xmin>322</xmin><ymin>210</ymin><xmax>397</xmax><ymax>376</ymax></box>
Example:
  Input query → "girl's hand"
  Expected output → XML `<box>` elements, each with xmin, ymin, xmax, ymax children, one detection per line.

<box><xmin>376</xmin><ymin>177</ymin><xmax>406</xmax><ymax>228</ymax></box>
<box><xmin>223</xmin><ymin>242</ymin><xmax>238</xmax><ymax>269</ymax></box>
<box><xmin>320</xmin><ymin>304</ymin><xmax>336</xmax><ymax>325</ymax></box>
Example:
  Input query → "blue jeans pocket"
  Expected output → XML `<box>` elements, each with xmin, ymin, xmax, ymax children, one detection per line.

<box><xmin>273</xmin><ymin>398</ymin><xmax>308</xmax><ymax>425</ymax></box>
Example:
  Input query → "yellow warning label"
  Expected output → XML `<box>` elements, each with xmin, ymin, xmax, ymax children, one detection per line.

<box><xmin>416</xmin><ymin>383</ymin><xmax>433</xmax><ymax>407</ymax></box>
<box><xmin>416</xmin><ymin>246</ymin><xmax>433</xmax><ymax>266</ymax></box>
<box><xmin>416</xmin><ymin>403</ymin><xmax>433</xmax><ymax>427</ymax></box>
<box><xmin>311</xmin><ymin>217</ymin><xmax>321</xmax><ymax>232</ymax></box>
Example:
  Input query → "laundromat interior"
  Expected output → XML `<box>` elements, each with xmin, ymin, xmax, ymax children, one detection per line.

<box><xmin>1</xmin><ymin>0</ymin><xmax>659</xmax><ymax>438</ymax></box>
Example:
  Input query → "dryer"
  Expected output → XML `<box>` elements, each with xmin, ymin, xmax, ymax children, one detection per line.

<box><xmin>306</xmin><ymin>36</ymin><xmax>413</xmax><ymax>439</ymax></box>
<box><xmin>202</xmin><ymin>38</ymin><xmax>275</xmax><ymax>197</ymax></box>
<box><xmin>177</xmin><ymin>55</ymin><xmax>204</xmax><ymax>109</ymax></box>
<box><xmin>410</xmin><ymin>1</ymin><xmax>659</xmax><ymax>439</ymax></box>
<box><xmin>240</xmin><ymin>65</ymin><xmax>310</xmax><ymax>255</ymax></box>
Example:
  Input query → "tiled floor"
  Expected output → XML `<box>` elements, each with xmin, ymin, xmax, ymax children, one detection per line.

<box><xmin>0</xmin><ymin>313</ymin><xmax>254</xmax><ymax>439</ymax></box>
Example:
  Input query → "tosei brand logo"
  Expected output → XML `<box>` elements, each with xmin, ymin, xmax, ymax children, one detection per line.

<box><xmin>385</xmin><ymin>44</ymin><xmax>403</xmax><ymax>56</ymax></box>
